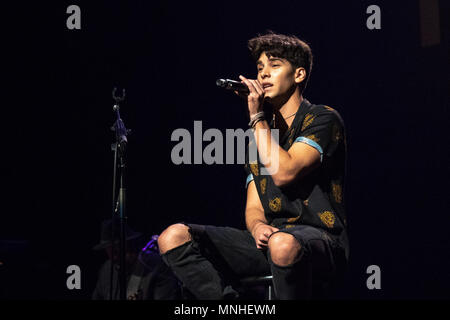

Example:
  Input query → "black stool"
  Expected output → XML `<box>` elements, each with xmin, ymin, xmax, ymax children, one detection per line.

<box><xmin>239</xmin><ymin>275</ymin><xmax>341</xmax><ymax>300</ymax></box>
<box><xmin>239</xmin><ymin>275</ymin><xmax>275</xmax><ymax>300</ymax></box>
<box><xmin>180</xmin><ymin>276</ymin><xmax>277</xmax><ymax>300</ymax></box>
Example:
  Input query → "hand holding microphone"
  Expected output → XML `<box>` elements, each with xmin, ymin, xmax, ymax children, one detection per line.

<box><xmin>216</xmin><ymin>76</ymin><xmax>265</xmax><ymax>116</ymax></box>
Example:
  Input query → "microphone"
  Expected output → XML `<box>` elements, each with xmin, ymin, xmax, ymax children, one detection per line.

<box><xmin>216</xmin><ymin>79</ymin><xmax>249</xmax><ymax>94</ymax></box>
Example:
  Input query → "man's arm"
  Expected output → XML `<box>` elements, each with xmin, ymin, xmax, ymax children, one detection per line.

<box><xmin>238</xmin><ymin>75</ymin><xmax>321</xmax><ymax>188</ymax></box>
<box><xmin>252</xmin><ymin>119</ymin><xmax>321</xmax><ymax>187</ymax></box>
<box><xmin>245</xmin><ymin>180</ymin><xmax>279</xmax><ymax>249</ymax></box>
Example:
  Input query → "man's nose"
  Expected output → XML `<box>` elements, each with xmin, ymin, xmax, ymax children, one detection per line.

<box><xmin>260</xmin><ymin>69</ymin><xmax>270</xmax><ymax>79</ymax></box>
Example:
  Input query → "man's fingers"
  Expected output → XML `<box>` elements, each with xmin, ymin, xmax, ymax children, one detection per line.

<box><xmin>259</xmin><ymin>234</ymin><xmax>269</xmax><ymax>241</ymax></box>
<box><xmin>239</xmin><ymin>75</ymin><xmax>258</xmax><ymax>95</ymax></box>
<box><xmin>238</xmin><ymin>75</ymin><xmax>251</xmax><ymax>91</ymax></box>
<box><xmin>255</xmin><ymin>79</ymin><xmax>264</xmax><ymax>92</ymax></box>
<box><xmin>252</xmin><ymin>224</ymin><xmax>278</xmax><ymax>249</ymax></box>
<box><xmin>257</xmin><ymin>240</ymin><xmax>267</xmax><ymax>248</ymax></box>
<box><xmin>257</xmin><ymin>236</ymin><xmax>268</xmax><ymax>248</ymax></box>
<box><xmin>250</xmin><ymin>79</ymin><xmax>264</xmax><ymax>96</ymax></box>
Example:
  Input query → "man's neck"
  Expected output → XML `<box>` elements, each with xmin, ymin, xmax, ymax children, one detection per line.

<box><xmin>277</xmin><ymin>88</ymin><xmax>303</xmax><ymax>118</ymax></box>
<box><xmin>270</xmin><ymin>87</ymin><xmax>303</xmax><ymax>134</ymax></box>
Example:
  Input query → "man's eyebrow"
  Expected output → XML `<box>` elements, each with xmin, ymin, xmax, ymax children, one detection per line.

<box><xmin>256</xmin><ymin>57</ymin><xmax>284</xmax><ymax>65</ymax></box>
<box><xmin>268</xmin><ymin>57</ymin><xmax>284</xmax><ymax>62</ymax></box>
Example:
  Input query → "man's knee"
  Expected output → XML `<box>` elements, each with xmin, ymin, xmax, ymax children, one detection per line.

<box><xmin>158</xmin><ymin>223</ymin><xmax>192</xmax><ymax>254</ymax></box>
<box><xmin>268</xmin><ymin>232</ymin><xmax>302</xmax><ymax>267</ymax></box>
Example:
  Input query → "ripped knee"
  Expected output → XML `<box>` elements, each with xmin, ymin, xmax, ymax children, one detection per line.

<box><xmin>158</xmin><ymin>223</ymin><xmax>192</xmax><ymax>254</ymax></box>
<box><xmin>268</xmin><ymin>232</ymin><xmax>302</xmax><ymax>266</ymax></box>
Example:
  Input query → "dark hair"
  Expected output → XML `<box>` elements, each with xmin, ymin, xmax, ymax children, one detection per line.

<box><xmin>248</xmin><ymin>31</ymin><xmax>313</xmax><ymax>93</ymax></box>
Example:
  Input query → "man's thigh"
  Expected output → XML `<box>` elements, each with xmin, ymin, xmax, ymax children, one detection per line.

<box><xmin>186</xmin><ymin>223</ymin><xmax>271</xmax><ymax>278</ymax></box>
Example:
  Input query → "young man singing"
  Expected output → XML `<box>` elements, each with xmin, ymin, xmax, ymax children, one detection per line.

<box><xmin>158</xmin><ymin>32</ymin><xmax>349</xmax><ymax>299</ymax></box>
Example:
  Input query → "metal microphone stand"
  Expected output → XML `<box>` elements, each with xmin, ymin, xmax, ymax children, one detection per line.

<box><xmin>110</xmin><ymin>88</ymin><xmax>130</xmax><ymax>300</ymax></box>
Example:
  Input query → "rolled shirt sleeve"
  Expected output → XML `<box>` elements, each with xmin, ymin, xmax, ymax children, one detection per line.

<box><xmin>293</xmin><ymin>107</ymin><xmax>343</xmax><ymax>161</ymax></box>
<box><xmin>245</xmin><ymin>173</ymin><xmax>254</xmax><ymax>188</ymax></box>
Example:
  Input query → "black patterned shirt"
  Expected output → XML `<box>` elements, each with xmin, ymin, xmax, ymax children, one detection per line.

<box><xmin>244</xmin><ymin>99</ymin><xmax>349</xmax><ymax>255</ymax></box>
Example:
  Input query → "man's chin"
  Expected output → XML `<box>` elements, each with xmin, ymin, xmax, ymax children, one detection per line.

<box><xmin>265</xmin><ymin>94</ymin><xmax>283</xmax><ymax>106</ymax></box>
<box><xmin>264</xmin><ymin>94</ymin><xmax>274</xmax><ymax>101</ymax></box>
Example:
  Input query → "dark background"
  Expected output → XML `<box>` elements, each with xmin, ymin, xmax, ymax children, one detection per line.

<box><xmin>1</xmin><ymin>0</ymin><xmax>448</xmax><ymax>300</ymax></box>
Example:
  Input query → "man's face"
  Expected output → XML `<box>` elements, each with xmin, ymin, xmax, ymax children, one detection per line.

<box><xmin>256</xmin><ymin>52</ymin><xmax>300</xmax><ymax>102</ymax></box>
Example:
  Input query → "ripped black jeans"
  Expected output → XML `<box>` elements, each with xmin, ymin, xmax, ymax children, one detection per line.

<box><xmin>161</xmin><ymin>223</ymin><xmax>347</xmax><ymax>300</ymax></box>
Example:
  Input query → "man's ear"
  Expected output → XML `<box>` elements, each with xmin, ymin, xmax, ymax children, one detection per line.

<box><xmin>294</xmin><ymin>67</ymin><xmax>306</xmax><ymax>84</ymax></box>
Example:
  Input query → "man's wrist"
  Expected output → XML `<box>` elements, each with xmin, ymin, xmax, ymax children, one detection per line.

<box><xmin>249</xmin><ymin>110</ymin><xmax>263</xmax><ymax>118</ymax></box>
<box><xmin>250</xmin><ymin>221</ymin><xmax>266</xmax><ymax>234</ymax></box>
<box><xmin>248</xmin><ymin>111</ymin><xmax>265</xmax><ymax>128</ymax></box>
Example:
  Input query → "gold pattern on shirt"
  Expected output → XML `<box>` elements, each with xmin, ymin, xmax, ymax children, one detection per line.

<box><xmin>287</xmin><ymin>127</ymin><xmax>295</xmax><ymax>146</ymax></box>
<box><xmin>269</xmin><ymin>197</ymin><xmax>282</xmax><ymax>212</ymax></box>
<box><xmin>287</xmin><ymin>127</ymin><xmax>294</xmax><ymax>136</ymax></box>
<box><xmin>318</xmin><ymin>211</ymin><xmax>336</xmax><ymax>228</ymax></box>
<box><xmin>324</xmin><ymin>105</ymin><xmax>335</xmax><ymax>111</ymax></box>
<box><xmin>302</xmin><ymin>114</ymin><xmax>315</xmax><ymax>131</ymax></box>
<box><xmin>250</xmin><ymin>162</ymin><xmax>259</xmax><ymax>176</ymax></box>
<box><xmin>332</xmin><ymin>182</ymin><xmax>343</xmax><ymax>203</ymax></box>
<box><xmin>287</xmin><ymin>216</ymin><xmax>300</xmax><ymax>223</ymax></box>
<box><xmin>305</xmin><ymin>134</ymin><xmax>320</xmax><ymax>143</ymax></box>
<box><xmin>285</xmin><ymin>224</ymin><xmax>295</xmax><ymax>228</ymax></box>
<box><xmin>260</xmin><ymin>178</ymin><xmax>267</xmax><ymax>194</ymax></box>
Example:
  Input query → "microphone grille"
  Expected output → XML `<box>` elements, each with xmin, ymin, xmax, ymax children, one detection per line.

<box><xmin>216</xmin><ymin>79</ymin><xmax>227</xmax><ymax>87</ymax></box>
